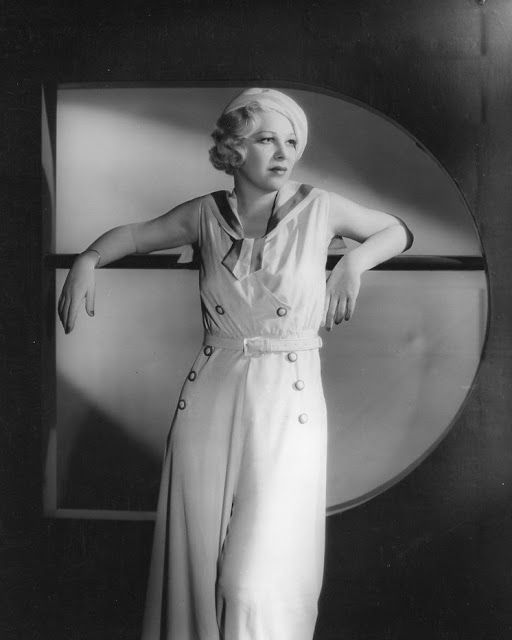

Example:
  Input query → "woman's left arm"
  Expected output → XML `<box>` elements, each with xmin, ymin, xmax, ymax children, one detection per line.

<box><xmin>324</xmin><ymin>191</ymin><xmax>414</xmax><ymax>330</ymax></box>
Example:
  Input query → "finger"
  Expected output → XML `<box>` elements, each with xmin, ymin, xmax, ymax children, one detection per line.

<box><xmin>85</xmin><ymin>282</ymin><xmax>95</xmax><ymax>317</ymax></box>
<box><xmin>326</xmin><ymin>295</ymin><xmax>338</xmax><ymax>331</ymax></box>
<box><xmin>57</xmin><ymin>295</ymin><xmax>64</xmax><ymax>325</ymax></box>
<box><xmin>335</xmin><ymin>297</ymin><xmax>347</xmax><ymax>324</ymax></box>
<box><xmin>345</xmin><ymin>296</ymin><xmax>354</xmax><ymax>321</ymax></box>
<box><xmin>66</xmin><ymin>301</ymin><xmax>81</xmax><ymax>334</ymax></box>
<box><xmin>63</xmin><ymin>297</ymin><xmax>72</xmax><ymax>333</ymax></box>
<box><xmin>58</xmin><ymin>292</ymin><xmax>66</xmax><ymax>318</ymax></box>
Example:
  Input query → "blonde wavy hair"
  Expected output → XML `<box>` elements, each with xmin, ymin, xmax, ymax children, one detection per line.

<box><xmin>209</xmin><ymin>103</ymin><xmax>263</xmax><ymax>175</ymax></box>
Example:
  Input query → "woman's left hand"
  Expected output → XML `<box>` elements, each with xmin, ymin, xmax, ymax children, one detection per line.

<box><xmin>323</xmin><ymin>256</ymin><xmax>363</xmax><ymax>330</ymax></box>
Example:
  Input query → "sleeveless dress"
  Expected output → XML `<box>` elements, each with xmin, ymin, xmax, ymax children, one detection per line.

<box><xmin>141</xmin><ymin>181</ymin><xmax>333</xmax><ymax>640</ymax></box>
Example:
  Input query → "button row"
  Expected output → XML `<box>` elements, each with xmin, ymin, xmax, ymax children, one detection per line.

<box><xmin>214</xmin><ymin>304</ymin><xmax>288</xmax><ymax>318</ymax></box>
<box><xmin>286</xmin><ymin>352</ymin><xmax>307</xmax><ymax>421</ymax></box>
<box><xmin>180</xmin><ymin>365</ymin><xmax>199</xmax><ymax>410</ymax></box>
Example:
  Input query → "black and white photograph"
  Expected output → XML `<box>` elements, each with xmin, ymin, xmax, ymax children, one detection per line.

<box><xmin>2</xmin><ymin>2</ymin><xmax>511</xmax><ymax>639</ymax></box>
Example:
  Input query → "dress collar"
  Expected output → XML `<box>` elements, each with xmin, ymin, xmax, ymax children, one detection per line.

<box><xmin>223</xmin><ymin>181</ymin><xmax>312</xmax><ymax>239</ymax></box>
<box><xmin>209</xmin><ymin>182</ymin><xmax>314</xmax><ymax>280</ymax></box>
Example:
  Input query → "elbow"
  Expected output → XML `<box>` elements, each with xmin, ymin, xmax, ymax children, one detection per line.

<box><xmin>402</xmin><ymin>224</ymin><xmax>414</xmax><ymax>252</ymax></box>
<box><xmin>391</xmin><ymin>217</ymin><xmax>414</xmax><ymax>253</ymax></box>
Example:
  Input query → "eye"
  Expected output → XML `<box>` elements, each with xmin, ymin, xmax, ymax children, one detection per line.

<box><xmin>258</xmin><ymin>136</ymin><xmax>274</xmax><ymax>144</ymax></box>
<box><xmin>287</xmin><ymin>139</ymin><xmax>298</xmax><ymax>148</ymax></box>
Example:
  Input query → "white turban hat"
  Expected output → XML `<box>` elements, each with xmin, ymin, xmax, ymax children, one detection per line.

<box><xmin>222</xmin><ymin>88</ymin><xmax>308</xmax><ymax>160</ymax></box>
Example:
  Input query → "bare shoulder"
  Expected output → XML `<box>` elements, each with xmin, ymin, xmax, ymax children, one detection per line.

<box><xmin>130</xmin><ymin>195</ymin><xmax>205</xmax><ymax>253</ymax></box>
<box><xmin>164</xmin><ymin>194</ymin><xmax>205</xmax><ymax>227</ymax></box>
<box><xmin>327</xmin><ymin>191</ymin><xmax>406</xmax><ymax>243</ymax></box>
<box><xmin>328</xmin><ymin>191</ymin><xmax>368</xmax><ymax>218</ymax></box>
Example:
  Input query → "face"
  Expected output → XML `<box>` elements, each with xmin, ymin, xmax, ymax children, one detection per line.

<box><xmin>233</xmin><ymin>110</ymin><xmax>299</xmax><ymax>193</ymax></box>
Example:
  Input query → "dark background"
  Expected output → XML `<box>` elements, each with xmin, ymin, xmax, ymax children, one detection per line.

<box><xmin>1</xmin><ymin>1</ymin><xmax>511</xmax><ymax>638</ymax></box>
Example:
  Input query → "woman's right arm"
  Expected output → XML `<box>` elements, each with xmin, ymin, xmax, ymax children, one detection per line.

<box><xmin>58</xmin><ymin>197</ymin><xmax>201</xmax><ymax>334</ymax></box>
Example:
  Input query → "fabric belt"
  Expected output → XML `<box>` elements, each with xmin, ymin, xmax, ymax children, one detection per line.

<box><xmin>203</xmin><ymin>333</ymin><xmax>322</xmax><ymax>357</ymax></box>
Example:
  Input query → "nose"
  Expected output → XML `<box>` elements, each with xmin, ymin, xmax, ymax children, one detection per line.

<box><xmin>273</xmin><ymin>140</ymin><xmax>287</xmax><ymax>159</ymax></box>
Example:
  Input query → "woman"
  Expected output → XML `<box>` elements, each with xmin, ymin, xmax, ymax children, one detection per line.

<box><xmin>58</xmin><ymin>88</ymin><xmax>413</xmax><ymax>640</ymax></box>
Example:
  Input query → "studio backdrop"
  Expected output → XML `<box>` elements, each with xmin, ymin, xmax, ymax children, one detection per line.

<box><xmin>42</xmin><ymin>85</ymin><xmax>486</xmax><ymax>519</ymax></box>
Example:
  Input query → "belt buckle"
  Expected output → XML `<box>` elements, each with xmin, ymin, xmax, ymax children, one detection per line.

<box><xmin>243</xmin><ymin>337</ymin><xmax>267</xmax><ymax>357</ymax></box>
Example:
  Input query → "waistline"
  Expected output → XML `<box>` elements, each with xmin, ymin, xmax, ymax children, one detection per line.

<box><xmin>203</xmin><ymin>333</ymin><xmax>322</xmax><ymax>357</ymax></box>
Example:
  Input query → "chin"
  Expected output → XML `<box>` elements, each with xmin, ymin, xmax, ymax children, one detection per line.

<box><xmin>264</xmin><ymin>175</ymin><xmax>289</xmax><ymax>189</ymax></box>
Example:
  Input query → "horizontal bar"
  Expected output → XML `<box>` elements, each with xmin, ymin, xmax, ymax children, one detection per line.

<box><xmin>45</xmin><ymin>508</ymin><xmax>156</xmax><ymax>521</ymax></box>
<box><xmin>46</xmin><ymin>254</ymin><xmax>485</xmax><ymax>271</ymax></box>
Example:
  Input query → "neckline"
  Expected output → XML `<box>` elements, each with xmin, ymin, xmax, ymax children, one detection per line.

<box><xmin>210</xmin><ymin>183</ymin><xmax>314</xmax><ymax>242</ymax></box>
<box><xmin>227</xmin><ymin>189</ymin><xmax>280</xmax><ymax>240</ymax></box>
<box><xmin>222</xmin><ymin>181</ymin><xmax>313</xmax><ymax>241</ymax></box>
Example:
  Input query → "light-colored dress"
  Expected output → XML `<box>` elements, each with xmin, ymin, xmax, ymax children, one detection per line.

<box><xmin>141</xmin><ymin>180</ymin><xmax>332</xmax><ymax>640</ymax></box>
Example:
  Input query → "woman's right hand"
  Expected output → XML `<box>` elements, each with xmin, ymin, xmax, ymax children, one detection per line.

<box><xmin>58</xmin><ymin>251</ymin><xmax>98</xmax><ymax>334</ymax></box>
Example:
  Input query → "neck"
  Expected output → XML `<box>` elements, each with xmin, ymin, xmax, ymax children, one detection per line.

<box><xmin>233</xmin><ymin>176</ymin><xmax>281</xmax><ymax>218</ymax></box>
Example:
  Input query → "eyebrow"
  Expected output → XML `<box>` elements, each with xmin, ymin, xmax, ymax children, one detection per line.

<box><xmin>253</xmin><ymin>129</ymin><xmax>297</xmax><ymax>137</ymax></box>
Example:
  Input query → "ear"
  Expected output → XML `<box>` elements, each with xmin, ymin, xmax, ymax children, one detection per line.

<box><xmin>228</xmin><ymin>144</ymin><xmax>245</xmax><ymax>169</ymax></box>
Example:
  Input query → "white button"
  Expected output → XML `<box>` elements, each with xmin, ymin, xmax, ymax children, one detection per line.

<box><xmin>298</xmin><ymin>413</ymin><xmax>308</xmax><ymax>424</ymax></box>
<box><xmin>204</xmin><ymin>345</ymin><xmax>214</xmax><ymax>356</ymax></box>
<box><xmin>276</xmin><ymin>307</ymin><xmax>287</xmax><ymax>317</ymax></box>
<box><xmin>215</xmin><ymin>305</ymin><xmax>225</xmax><ymax>315</ymax></box>
<box><xmin>188</xmin><ymin>371</ymin><xmax>197</xmax><ymax>381</ymax></box>
<box><xmin>294</xmin><ymin>380</ymin><xmax>305</xmax><ymax>391</ymax></box>
<box><xmin>287</xmin><ymin>352</ymin><xmax>297</xmax><ymax>362</ymax></box>
<box><xmin>178</xmin><ymin>399</ymin><xmax>186</xmax><ymax>410</ymax></box>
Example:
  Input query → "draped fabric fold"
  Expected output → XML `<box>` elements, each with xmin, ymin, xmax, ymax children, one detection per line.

<box><xmin>209</xmin><ymin>184</ymin><xmax>314</xmax><ymax>281</ymax></box>
<box><xmin>221</xmin><ymin>238</ymin><xmax>247</xmax><ymax>280</ymax></box>
<box><xmin>211</xmin><ymin>191</ymin><xmax>253</xmax><ymax>280</ymax></box>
